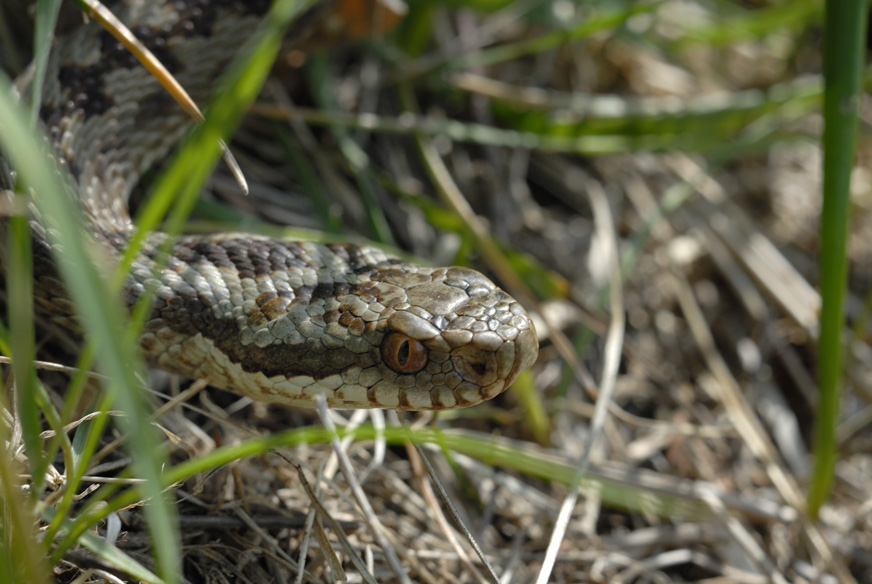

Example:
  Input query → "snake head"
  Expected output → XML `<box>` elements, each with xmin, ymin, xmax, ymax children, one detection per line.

<box><xmin>370</xmin><ymin>266</ymin><xmax>539</xmax><ymax>409</ymax></box>
<box><xmin>137</xmin><ymin>240</ymin><xmax>537</xmax><ymax>410</ymax></box>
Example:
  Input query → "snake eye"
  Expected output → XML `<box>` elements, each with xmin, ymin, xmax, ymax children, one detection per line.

<box><xmin>381</xmin><ymin>332</ymin><xmax>427</xmax><ymax>374</ymax></box>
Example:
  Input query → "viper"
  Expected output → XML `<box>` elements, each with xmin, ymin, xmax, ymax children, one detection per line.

<box><xmin>1</xmin><ymin>0</ymin><xmax>538</xmax><ymax>410</ymax></box>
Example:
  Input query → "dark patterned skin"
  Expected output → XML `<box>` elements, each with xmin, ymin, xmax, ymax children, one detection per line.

<box><xmin>6</xmin><ymin>0</ymin><xmax>538</xmax><ymax>409</ymax></box>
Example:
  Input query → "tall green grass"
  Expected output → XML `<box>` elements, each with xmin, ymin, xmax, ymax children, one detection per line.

<box><xmin>808</xmin><ymin>0</ymin><xmax>868</xmax><ymax>520</ymax></box>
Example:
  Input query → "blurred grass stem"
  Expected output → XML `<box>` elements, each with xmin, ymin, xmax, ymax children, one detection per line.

<box><xmin>809</xmin><ymin>0</ymin><xmax>868</xmax><ymax>519</ymax></box>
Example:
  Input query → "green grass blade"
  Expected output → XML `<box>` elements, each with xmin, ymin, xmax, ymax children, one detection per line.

<box><xmin>446</xmin><ymin>2</ymin><xmax>658</xmax><ymax>72</ymax></box>
<box><xmin>30</xmin><ymin>0</ymin><xmax>62</xmax><ymax>124</ymax></box>
<box><xmin>73</xmin><ymin>424</ymin><xmax>769</xmax><ymax>531</ymax></box>
<box><xmin>672</xmin><ymin>0</ymin><xmax>821</xmax><ymax>47</ymax></box>
<box><xmin>6</xmin><ymin>0</ymin><xmax>63</xmax><ymax>504</ymax></box>
<box><xmin>809</xmin><ymin>0</ymin><xmax>868</xmax><ymax>519</ymax></box>
<box><xmin>0</xmin><ymin>76</ymin><xmax>54</xmax><ymax>584</ymax></box>
<box><xmin>7</xmin><ymin>206</ymin><xmax>43</xmax><ymax>484</ymax></box>
<box><xmin>0</xmin><ymin>422</ymin><xmax>50</xmax><ymax>584</ymax></box>
<box><xmin>41</xmin><ymin>507</ymin><xmax>166</xmax><ymax>584</ymax></box>
<box><xmin>0</xmin><ymin>71</ymin><xmax>182</xmax><ymax>581</ymax></box>
<box><xmin>251</xmin><ymin>85</ymin><xmax>818</xmax><ymax>156</ymax></box>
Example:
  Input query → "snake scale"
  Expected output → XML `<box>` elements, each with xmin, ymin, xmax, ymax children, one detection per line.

<box><xmin>2</xmin><ymin>0</ymin><xmax>538</xmax><ymax>410</ymax></box>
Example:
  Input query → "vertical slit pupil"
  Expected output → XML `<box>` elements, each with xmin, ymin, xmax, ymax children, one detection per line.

<box><xmin>398</xmin><ymin>340</ymin><xmax>410</xmax><ymax>365</ymax></box>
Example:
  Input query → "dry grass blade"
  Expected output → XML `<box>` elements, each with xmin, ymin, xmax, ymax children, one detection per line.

<box><xmin>406</xmin><ymin>440</ymin><xmax>499</xmax><ymax>583</ymax></box>
<box><xmin>284</xmin><ymin>456</ymin><xmax>356</xmax><ymax>583</ymax></box>
<box><xmin>696</xmin><ymin>488</ymin><xmax>789</xmax><ymax>583</ymax></box>
<box><xmin>537</xmin><ymin>174</ymin><xmax>626</xmax><ymax>584</ymax></box>
<box><xmin>315</xmin><ymin>396</ymin><xmax>409</xmax><ymax>584</ymax></box>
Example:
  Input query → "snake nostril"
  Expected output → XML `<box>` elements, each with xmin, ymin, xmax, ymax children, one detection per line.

<box><xmin>469</xmin><ymin>362</ymin><xmax>487</xmax><ymax>377</ymax></box>
<box><xmin>452</xmin><ymin>349</ymin><xmax>498</xmax><ymax>385</ymax></box>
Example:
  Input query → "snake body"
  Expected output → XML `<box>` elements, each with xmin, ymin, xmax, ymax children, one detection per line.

<box><xmin>6</xmin><ymin>0</ymin><xmax>538</xmax><ymax>410</ymax></box>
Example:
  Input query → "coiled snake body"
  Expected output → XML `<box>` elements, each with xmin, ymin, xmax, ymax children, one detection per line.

<box><xmin>3</xmin><ymin>0</ymin><xmax>538</xmax><ymax>410</ymax></box>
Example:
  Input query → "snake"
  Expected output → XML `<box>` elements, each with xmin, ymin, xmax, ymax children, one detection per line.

<box><xmin>1</xmin><ymin>0</ymin><xmax>538</xmax><ymax>410</ymax></box>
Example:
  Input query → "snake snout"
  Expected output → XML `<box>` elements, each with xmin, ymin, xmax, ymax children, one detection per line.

<box><xmin>451</xmin><ymin>324</ymin><xmax>538</xmax><ymax>399</ymax></box>
<box><xmin>441</xmin><ymin>290</ymin><xmax>539</xmax><ymax>405</ymax></box>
